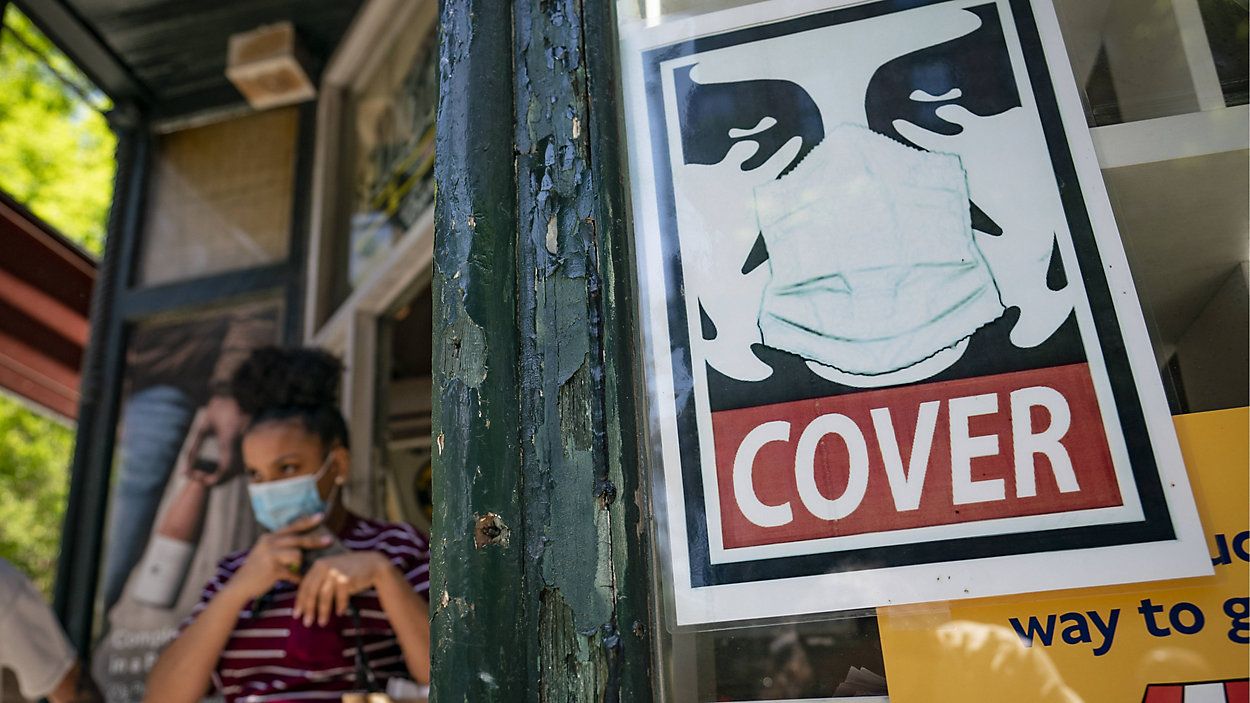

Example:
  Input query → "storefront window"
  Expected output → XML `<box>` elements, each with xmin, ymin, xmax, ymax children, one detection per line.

<box><xmin>613</xmin><ymin>0</ymin><xmax>1247</xmax><ymax>699</ymax></box>
<box><xmin>294</xmin><ymin>0</ymin><xmax>438</xmax><ymax>589</ymax></box>
<box><xmin>627</xmin><ymin>0</ymin><xmax>1249</xmax><ymax>125</ymax></box>
<box><xmin>1067</xmin><ymin>0</ymin><xmax>1248</xmax><ymax>125</ymax></box>
<box><xmin>137</xmin><ymin>108</ymin><xmax>298</xmax><ymax>286</ymax></box>
<box><xmin>377</xmin><ymin>286</ymin><xmax>435</xmax><ymax>534</ymax></box>
<box><xmin>328</xmin><ymin>19</ymin><xmax>437</xmax><ymax>310</ymax></box>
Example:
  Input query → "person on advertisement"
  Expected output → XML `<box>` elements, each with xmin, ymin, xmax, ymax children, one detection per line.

<box><xmin>93</xmin><ymin>304</ymin><xmax>278</xmax><ymax>702</ymax></box>
<box><xmin>0</xmin><ymin>558</ymin><xmax>103</xmax><ymax>703</ymax></box>
<box><xmin>104</xmin><ymin>306</ymin><xmax>277</xmax><ymax>611</ymax></box>
<box><xmin>144</xmin><ymin>347</ymin><xmax>431</xmax><ymax>703</ymax></box>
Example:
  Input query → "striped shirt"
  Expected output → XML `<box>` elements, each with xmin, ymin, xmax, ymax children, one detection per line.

<box><xmin>186</xmin><ymin>514</ymin><xmax>431</xmax><ymax>703</ymax></box>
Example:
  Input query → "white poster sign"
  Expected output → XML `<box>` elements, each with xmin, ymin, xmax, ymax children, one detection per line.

<box><xmin>619</xmin><ymin>0</ymin><xmax>1211</xmax><ymax>626</ymax></box>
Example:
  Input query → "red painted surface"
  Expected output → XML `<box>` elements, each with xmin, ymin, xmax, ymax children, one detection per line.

<box><xmin>0</xmin><ymin>191</ymin><xmax>95</xmax><ymax>419</ymax></box>
<box><xmin>711</xmin><ymin>363</ymin><xmax>1121</xmax><ymax>549</ymax></box>
<box><xmin>1141</xmin><ymin>685</ymin><xmax>1184</xmax><ymax>703</ymax></box>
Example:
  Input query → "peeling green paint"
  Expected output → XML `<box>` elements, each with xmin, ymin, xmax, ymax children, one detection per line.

<box><xmin>430</xmin><ymin>1</ymin><xmax>527</xmax><ymax>701</ymax></box>
<box><xmin>539</xmin><ymin>588</ymin><xmax>609</xmax><ymax>703</ymax></box>
<box><xmin>536</xmin><ymin>274</ymin><xmax>591</xmax><ymax>387</ymax></box>
<box><xmin>433</xmin><ymin>0</ymin><xmax>654</xmax><ymax>699</ymax></box>
<box><xmin>558</xmin><ymin>361</ymin><xmax>593</xmax><ymax>457</ymax></box>
<box><xmin>441</xmin><ymin>287</ymin><xmax>487</xmax><ymax>389</ymax></box>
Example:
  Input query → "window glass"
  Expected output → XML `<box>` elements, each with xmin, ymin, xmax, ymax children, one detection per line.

<box><xmin>625</xmin><ymin>0</ymin><xmax>1250</xmax><ymax>125</ymax></box>
<box><xmin>137</xmin><ymin>108</ymin><xmax>298</xmax><ymax>286</ymax></box>
<box><xmin>671</xmin><ymin>618</ymin><xmax>889</xmax><ymax>700</ymax></box>
<box><xmin>377</xmin><ymin>285</ymin><xmax>435</xmax><ymax>534</ymax></box>
<box><xmin>329</xmin><ymin>21</ymin><xmax>438</xmax><ymax>309</ymax></box>
<box><xmin>613</xmin><ymin>0</ymin><xmax>1247</xmax><ymax>700</ymax></box>
<box><xmin>1104</xmin><ymin>150</ymin><xmax>1248</xmax><ymax>414</ymax></box>
<box><xmin>1054</xmin><ymin>0</ymin><xmax>1247</xmax><ymax>125</ymax></box>
<box><xmin>1199</xmin><ymin>0</ymin><xmax>1249</xmax><ymax>106</ymax></box>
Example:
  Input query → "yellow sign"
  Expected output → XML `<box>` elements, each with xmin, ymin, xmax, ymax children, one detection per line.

<box><xmin>879</xmin><ymin>407</ymin><xmax>1248</xmax><ymax>703</ymax></box>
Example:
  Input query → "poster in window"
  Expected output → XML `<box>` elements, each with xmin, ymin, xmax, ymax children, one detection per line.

<box><xmin>91</xmin><ymin>299</ymin><xmax>280</xmax><ymax>701</ymax></box>
<box><xmin>619</xmin><ymin>0</ymin><xmax>1210</xmax><ymax>626</ymax></box>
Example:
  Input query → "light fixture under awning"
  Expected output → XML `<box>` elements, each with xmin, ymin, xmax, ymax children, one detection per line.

<box><xmin>226</xmin><ymin>22</ymin><xmax>316</xmax><ymax>110</ymax></box>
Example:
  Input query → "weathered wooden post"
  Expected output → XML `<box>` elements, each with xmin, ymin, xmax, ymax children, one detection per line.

<box><xmin>431</xmin><ymin>0</ymin><xmax>654</xmax><ymax>700</ymax></box>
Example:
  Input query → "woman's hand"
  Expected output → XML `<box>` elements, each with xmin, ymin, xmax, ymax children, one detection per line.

<box><xmin>227</xmin><ymin>514</ymin><xmax>332</xmax><ymax>600</ymax></box>
<box><xmin>145</xmin><ymin>516</ymin><xmax>330</xmax><ymax>703</ymax></box>
<box><xmin>293</xmin><ymin>550</ymin><xmax>390</xmax><ymax>627</ymax></box>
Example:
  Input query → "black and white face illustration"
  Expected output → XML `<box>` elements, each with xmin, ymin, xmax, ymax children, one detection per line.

<box><xmin>629</xmin><ymin>0</ymin><xmax>1206</xmax><ymax>626</ymax></box>
<box><xmin>668</xmin><ymin>0</ymin><xmax>1078</xmax><ymax>391</ymax></box>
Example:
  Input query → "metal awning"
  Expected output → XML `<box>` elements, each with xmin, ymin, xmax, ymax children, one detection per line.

<box><xmin>0</xmin><ymin>191</ymin><xmax>94</xmax><ymax>419</ymax></box>
<box><xmin>14</xmin><ymin>0</ymin><xmax>364</xmax><ymax>119</ymax></box>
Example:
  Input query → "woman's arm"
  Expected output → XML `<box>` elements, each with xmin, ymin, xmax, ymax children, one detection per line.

<box><xmin>294</xmin><ymin>551</ymin><xmax>432</xmax><ymax>685</ymax></box>
<box><xmin>372</xmin><ymin>557</ymin><xmax>432</xmax><ymax>684</ymax></box>
<box><xmin>142</xmin><ymin>581</ymin><xmax>251</xmax><ymax>703</ymax></box>
<box><xmin>144</xmin><ymin>514</ymin><xmax>330</xmax><ymax>703</ymax></box>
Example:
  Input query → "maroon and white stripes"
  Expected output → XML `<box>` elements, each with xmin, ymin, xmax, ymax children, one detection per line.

<box><xmin>185</xmin><ymin>514</ymin><xmax>430</xmax><ymax>703</ymax></box>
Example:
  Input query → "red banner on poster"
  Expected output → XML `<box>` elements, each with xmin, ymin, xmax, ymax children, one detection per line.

<box><xmin>712</xmin><ymin>363</ymin><xmax>1121</xmax><ymax>549</ymax></box>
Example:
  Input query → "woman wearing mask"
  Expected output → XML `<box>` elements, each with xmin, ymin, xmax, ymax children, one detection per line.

<box><xmin>146</xmin><ymin>347</ymin><xmax>430</xmax><ymax>703</ymax></box>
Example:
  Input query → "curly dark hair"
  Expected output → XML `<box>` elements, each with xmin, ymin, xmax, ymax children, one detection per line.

<box><xmin>230</xmin><ymin>346</ymin><xmax>350</xmax><ymax>449</ymax></box>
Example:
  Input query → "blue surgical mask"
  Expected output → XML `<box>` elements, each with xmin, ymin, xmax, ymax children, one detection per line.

<box><xmin>248</xmin><ymin>454</ymin><xmax>337</xmax><ymax>531</ymax></box>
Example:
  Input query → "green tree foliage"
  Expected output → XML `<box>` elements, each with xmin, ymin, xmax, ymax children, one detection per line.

<box><xmin>0</xmin><ymin>9</ymin><xmax>116</xmax><ymax>598</ymax></box>
<box><xmin>0</xmin><ymin>6</ymin><xmax>116</xmax><ymax>256</ymax></box>
<box><xmin>0</xmin><ymin>393</ymin><xmax>73</xmax><ymax>597</ymax></box>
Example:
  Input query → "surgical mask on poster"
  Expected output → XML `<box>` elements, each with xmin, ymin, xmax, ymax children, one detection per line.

<box><xmin>752</xmin><ymin>123</ymin><xmax>1004</xmax><ymax>377</ymax></box>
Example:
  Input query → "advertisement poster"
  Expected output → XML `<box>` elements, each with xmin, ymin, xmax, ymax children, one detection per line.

<box><xmin>879</xmin><ymin>408</ymin><xmax>1249</xmax><ymax>703</ymax></box>
<box><xmin>92</xmin><ymin>300</ymin><xmax>279</xmax><ymax>703</ymax></box>
<box><xmin>619</xmin><ymin>0</ymin><xmax>1210</xmax><ymax>625</ymax></box>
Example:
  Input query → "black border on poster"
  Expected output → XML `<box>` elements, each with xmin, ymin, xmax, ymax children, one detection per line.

<box><xmin>639</xmin><ymin>0</ymin><xmax>1175</xmax><ymax>589</ymax></box>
